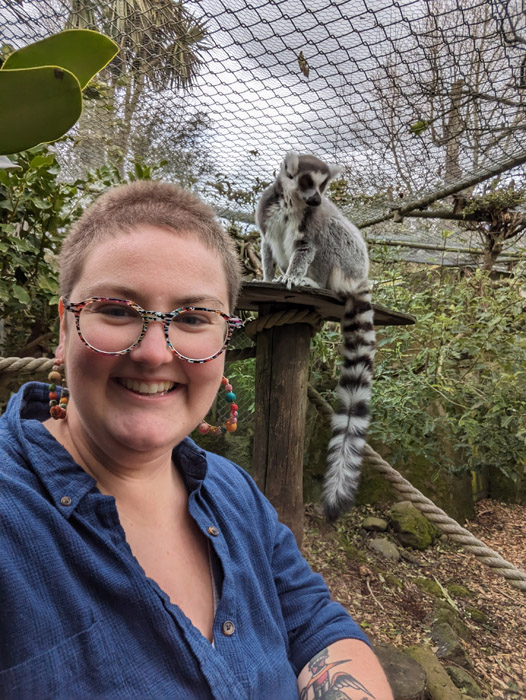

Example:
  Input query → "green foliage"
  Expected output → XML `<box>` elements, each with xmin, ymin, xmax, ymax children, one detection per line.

<box><xmin>227</xmin><ymin>358</ymin><xmax>256</xmax><ymax>414</ymax></box>
<box><xmin>462</xmin><ymin>184</ymin><xmax>526</xmax><ymax>218</ymax></box>
<box><xmin>309</xmin><ymin>322</ymin><xmax>343</xmax><ymax>392</ymax></box>
<box><xmin>0</xmin><ymin>30</ymin><xmax>118</xmax><ymax>154</ymax></box>
<box><xmin>206</xmin><ymin>149</ymin><xmax>270</xmax><ymax>213</ymax></box>
<box><xmin>0</xmin><ymin>145</ymin><xmax>163</xmax><ymax>356</ymax></box>
<box><xmin>409</xmin><ymin>119</ymin><xmax>431</xmax><ymax>136</ymax></box>
<box><xmin>131</xmin><ymin>108</ymin><xmax>209</xmax><ymax>189</ymax></box>
<box><xmin>368</xmin><ymin>265</ymin><xmax>526</xmax><ymax>481</ymax></box>
<box><xmin>208</xmin><ymin>173</ymin><xmax>269</xmax><ymax>211</ymax></box>
<box><xmin>0</xmin><ymin>65</ymin><xmax>82</xmax><ymax>155</ymax></box>
<box><xmin>307</xmin><ymin>262</ymin><xmax>526</xmax><ymax>484</ymax></box>
<box><xmin>2</xmin><ymin>29</ymin><xmax>118</xmax><ymax>91</ymax></box>
<box><xmin>0</xmin><ymin>146</ymin><xmax>79</xmax><ymax>355</ymax></box>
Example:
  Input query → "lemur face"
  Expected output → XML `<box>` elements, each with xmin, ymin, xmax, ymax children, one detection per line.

<box><xmin>293</xmin><ymin>171</ymin><xmax>330</xmax><ymax>206</ymax></box>
<box><xmin>281</xmin><ymin>152</ymin><xmax>341</xmax><ymax>207</ymax></box>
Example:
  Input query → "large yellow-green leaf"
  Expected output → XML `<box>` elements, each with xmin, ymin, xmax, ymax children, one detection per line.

<box><xmin>0</xmin><ymin>67</ymin><xmax>82</xmax><ymax>154</ymax></box>
<box><xmin>2</xmin><ymin>29</ymin><xmax>118</xmax><ymax>90</ymax></box>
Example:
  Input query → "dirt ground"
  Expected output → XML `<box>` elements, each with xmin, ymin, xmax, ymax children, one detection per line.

<box><xmin>302</xmin><ymin>499</ymin><xmax>526</xmax><ymax>700</ymax></box>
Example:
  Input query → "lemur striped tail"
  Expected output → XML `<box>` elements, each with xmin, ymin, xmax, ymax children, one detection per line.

<box><xmin>323</xmin><ymin>279</ymin><xmax>376</xmax><ymax>521</ymax></box>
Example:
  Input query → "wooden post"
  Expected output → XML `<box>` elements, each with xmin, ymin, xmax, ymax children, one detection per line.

<box><xmin>252</xmin><ymin>304</ymin><xmax>311</xmax><ymax>546</ymax></box>
<box><xmin>236</xmin><ymin>282</ymin><xmax>415</xmax><ymax>547</ymax></box>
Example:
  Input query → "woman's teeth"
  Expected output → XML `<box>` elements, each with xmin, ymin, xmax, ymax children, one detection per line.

<box><xmin>120</xmin><ymin>379</ymin><xmax>175</xmax><ymax>395</ymax></box>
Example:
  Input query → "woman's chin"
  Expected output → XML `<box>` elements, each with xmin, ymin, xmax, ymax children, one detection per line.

<box><xmin>103</xmin><ymin>417</ymin><xmax>188</xmax><ymax>457</ymax></box>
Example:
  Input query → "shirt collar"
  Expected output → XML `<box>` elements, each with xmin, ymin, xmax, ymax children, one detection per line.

<box><xmin>5</xmin><ymin>382</ymin><xmax>209</xmax><ymax>513</ymax></box>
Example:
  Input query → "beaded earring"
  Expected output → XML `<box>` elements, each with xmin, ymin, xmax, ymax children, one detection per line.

<box><xmin>198</xmin><ymin>376</ymin><xmax>238</xmax><ymax>435</ymax></box>
<box><xmin>48</xmin><ymin>364</ymin><xmax>69</xmax><ymax>420</ymax></box>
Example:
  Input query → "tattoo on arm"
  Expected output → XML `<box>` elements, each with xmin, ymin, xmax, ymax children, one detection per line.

<box><xmin>300</xmin><ymin>647</ymin><xmax>375</xmax><ymax>700</ymax></box>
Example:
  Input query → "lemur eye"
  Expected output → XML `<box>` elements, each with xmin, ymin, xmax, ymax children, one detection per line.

<box><xmin>286</xmin><ymin>171</ymin><xmax>294</xmax><ymax>179</ymax></box>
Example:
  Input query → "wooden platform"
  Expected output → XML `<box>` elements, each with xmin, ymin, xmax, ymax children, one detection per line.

<box><xmin>237</xmin><ymin>281</ymin><xmax>416</xmax><ymax>326</ymax></box>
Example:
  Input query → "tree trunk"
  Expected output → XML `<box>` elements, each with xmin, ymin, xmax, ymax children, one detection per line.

<box><xmin>444</xmin><ymin>80</ymin><xmax>464</xmax><ymax>185</ymax></box>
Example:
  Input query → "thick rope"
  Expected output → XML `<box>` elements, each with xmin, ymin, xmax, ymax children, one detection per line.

<box><xmin>244</xmin><ymin>308</ymin><xmax>322</xmax><ymax>338</ymax></box>
<box><xmin>0</xmin><ymin>356</ymin><xmax>54</xmax><ymax>375</ymax></box>
<box><xmin>307</xmin><ymin>384</ymin><xmax>526</xmax><ymax>593</ymax></box>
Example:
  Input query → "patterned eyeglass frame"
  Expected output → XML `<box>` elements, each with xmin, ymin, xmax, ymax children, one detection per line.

<box><xmin>62</xmin><ymin>297</ymin><xmax>243</xmax><ymax>364</ymax></box>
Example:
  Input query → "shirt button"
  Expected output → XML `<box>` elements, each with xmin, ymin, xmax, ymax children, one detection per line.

<box><xmin>207</xmin><ymin>526</ymin><xmax>220</xmax><ymax>537</ymax></box>
<box><xmin>60</xmin><ymin>496</ymin><xmax>72</xmax><ymax>506</ymax></box>
<box><xmin>222</xmin><ymin>620</ymin><xmax>235</xmax><ymax>636</ymax></box>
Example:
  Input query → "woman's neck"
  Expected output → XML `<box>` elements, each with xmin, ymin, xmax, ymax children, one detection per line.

<box><xmin>43</xmin><ymin>415</ymin><xmax>185</xmax><ymax>520</ymax></box>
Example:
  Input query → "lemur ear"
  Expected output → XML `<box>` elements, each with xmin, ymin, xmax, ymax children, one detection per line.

<box><xmin>283</xmin><ymin>152</ymin><xmax>299</xmax><ymax>178</ymax></box>
<box><xmin>328</xmin><ymin>164</ymin><xmax>344</xmax><ymax>180</ymax></box>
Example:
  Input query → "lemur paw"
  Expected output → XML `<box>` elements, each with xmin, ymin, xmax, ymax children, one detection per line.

<box><xmin>297</xmin><ymin>276</ymin><xmax>321</xmax><ymax>289</ymax></box>
<box><xmin>276</xmin><ymin>274</ymin><xmax>298</xmax><ymax>290</ymax></box>
<box><xmin>276</xmin><ymin>274</ymin><xmax>320</xmax><ymax>290</ymax></box>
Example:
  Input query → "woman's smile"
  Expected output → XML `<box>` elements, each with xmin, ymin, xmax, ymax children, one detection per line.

<box><xmin>117</xmin><ymin>378</ymin><xmax>178</xmax><ymax>396</ymax></box>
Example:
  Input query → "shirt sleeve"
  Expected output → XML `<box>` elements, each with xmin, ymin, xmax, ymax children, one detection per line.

<box><xmin>266</xmin><ymin>498</ymin><xmax>371</xmax><ymax>676</ymax></box>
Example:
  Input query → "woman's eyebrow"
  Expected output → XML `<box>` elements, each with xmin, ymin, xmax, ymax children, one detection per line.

<box><xmin>175</xmin><ymin>295</ymin><xmax>225</xmax><ymax>309</ymax></box>
<box><xmin>82</xmin><ymin>284</ymin><xmax>140</xmax><ymax>300</ymax></box>
<box><xmin>82</xmin><ymin>286</ymin><xmax>225</xmax><ymax>309</ymax></box>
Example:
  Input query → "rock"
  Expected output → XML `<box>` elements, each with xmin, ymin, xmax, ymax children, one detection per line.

<box><xmin>406</xmin><ymin>645</ymin><xmax>463</xmax><ymax>700</ymax></box>
<box><xmin>431</xmin><ymin>602</ymin><xmax>471</xmax><ymax>642</ymax></box>
<box><xmin>446</xmin><ymin>583</ymin><xmax>473</xmax><ymax>599</ymax></box>
<box><xmin>366</xmin><ymin>440</ymin><xmax>475</xmax><ymax>522</ymax></box>
<box><xmin>374</xmin><ymin>644</ymin><xmax>426</xmax><ymax>700</ymax></box>
<box><xmin>368</xmin><ymin>537</ymin><xmax>401</xmax><ymax>561</ymax></box>
<box><xmin>388</xmin><ymin>501</ymin><xmax>439</xmax><ymax>550</ymax></box>
<box><xmin>445</xmin><ymin>666</ymin><xmax>484</xmax><ymax>696</ymax></box>
<box><xmin>414</xmin><ymin>577</ymin><xmax>444</xmax><ymax>599</ymax></box>
<box><xmin>362</xmin><ymin>516</ymin><xmax>389</xmax><ymax>531</ymax></box>
<box><xmin>430</xmin><ymin>622</ymin><xmax>468</xmax><ymax>666</ymax></box>
<box><xmin>464</xmin><ymin>606</ymin><xmax>489</xmax><ymax>625</ymax></box>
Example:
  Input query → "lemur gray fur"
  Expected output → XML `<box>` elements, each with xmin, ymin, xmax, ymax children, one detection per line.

<box><xmin>256</xmin><ymin>152</ymin><xmax>375</xmax><ymax>521</ymax></box>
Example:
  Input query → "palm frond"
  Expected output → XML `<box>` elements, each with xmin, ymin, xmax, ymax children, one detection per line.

<box><xmin>65</xmin><ymin>0</ymin><xmax>207</xmax><ymax>90</ymax></box>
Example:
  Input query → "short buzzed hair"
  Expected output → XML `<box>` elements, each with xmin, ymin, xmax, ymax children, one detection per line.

<box><xmin>59</xmin><ymin>180</ymin><xmax>242</xmax><ymax>311</ymax></box>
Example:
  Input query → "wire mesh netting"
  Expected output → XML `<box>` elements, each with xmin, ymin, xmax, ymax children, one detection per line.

<box><xmin>2</xmin><ymin>0</ymin><xmax>526</xmax><ymax>238</ymax></box>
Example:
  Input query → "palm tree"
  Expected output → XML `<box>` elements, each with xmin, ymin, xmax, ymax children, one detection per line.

<box><xmin>64</xmin><ymin>0</ymin><xmax>207</xmax><ymax>174</ymax></box>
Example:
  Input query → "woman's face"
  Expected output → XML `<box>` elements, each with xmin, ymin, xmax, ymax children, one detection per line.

<box><xmin>56</xmin><ymin>225</ymin><xmax>230</xmax><ymax>465</ymax></box>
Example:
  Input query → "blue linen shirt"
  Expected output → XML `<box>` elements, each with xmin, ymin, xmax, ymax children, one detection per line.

<box><xmin>0</xmin><ymin>383</ymin><xmax>369</xmax><ymax>699</ymax></box>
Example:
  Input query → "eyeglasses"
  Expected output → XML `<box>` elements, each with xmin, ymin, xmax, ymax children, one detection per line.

<box><xmin>62</xmin><ymin>297</ymin><xmax>243</xmax><ymax>363</ymax></box>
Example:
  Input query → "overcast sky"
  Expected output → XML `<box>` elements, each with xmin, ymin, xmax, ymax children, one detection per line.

<box><xmin>2</xmin><ymin>0</ymin><xmax>525</xmax><ymax>211</ymax></box>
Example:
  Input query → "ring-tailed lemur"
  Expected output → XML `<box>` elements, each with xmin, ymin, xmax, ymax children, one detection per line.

<box><xmin>256</xmin><ymin>152</ymin><xmax>375</xmax><ymax>521</ymax></box>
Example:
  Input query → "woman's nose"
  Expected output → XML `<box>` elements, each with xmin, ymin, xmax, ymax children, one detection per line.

<box><xmin>130</xmin><ymin>321</ymin><xmax>173</xmax><ymax>365</ymax></box>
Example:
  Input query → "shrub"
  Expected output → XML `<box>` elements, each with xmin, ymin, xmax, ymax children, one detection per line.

<box><xmin>369</xmin><ymin>265</ymin><xmax>526</xmax><ymax>482</ymax></box>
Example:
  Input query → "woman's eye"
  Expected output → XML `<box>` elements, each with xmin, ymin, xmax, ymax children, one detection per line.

<box><xmin>96</xmin><ymin>304</ymin><xmax>134</xmax><ymax>318</ymax></box>
<box><xmin>179</xmin><ymin>314</ymin><xmax>207</xmax><ymax>325</ymax></box>
<box><xmin>174</xmin><ymin>312</ymin><xmax>213</xmax><ymax>328</ymax></box>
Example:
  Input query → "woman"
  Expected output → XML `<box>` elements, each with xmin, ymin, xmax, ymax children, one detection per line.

<box><xmin>0</xmin><ymin>181</ymin><xmax>393</xmax><ymax>699</ymax></box>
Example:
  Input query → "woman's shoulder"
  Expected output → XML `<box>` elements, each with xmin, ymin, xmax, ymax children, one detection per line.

<box><xmin>206</xmin><ymin>449</ymin><xmax>265</xmax><ymax>500</ymax></box>
<box><xmin>177</xmin><ymin>438</ymin><xmax>277</xmax><ymax>523</ymax></box>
